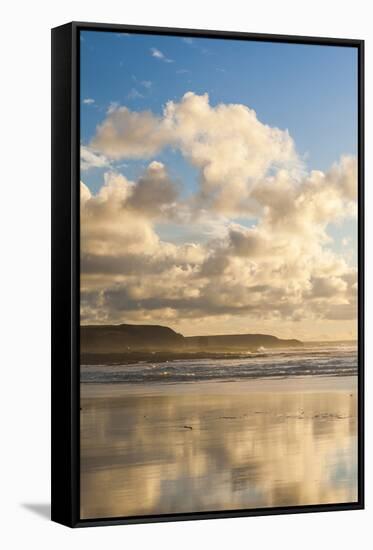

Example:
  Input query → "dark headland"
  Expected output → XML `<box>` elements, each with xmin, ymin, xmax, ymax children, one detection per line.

<box><xmin>81</xmin><ymin>324</ymin><xmax>303</xmax><ymax>365</ymax></box>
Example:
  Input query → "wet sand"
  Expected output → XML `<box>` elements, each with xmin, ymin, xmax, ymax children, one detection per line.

<box><xmin>80</xmin><ymin>376</ymin><xmax>357</xmax><ymax>519</ymax></box>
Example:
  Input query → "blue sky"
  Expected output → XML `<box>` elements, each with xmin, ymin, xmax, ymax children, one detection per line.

<box><xmin>80</xmin><ymin>29</ymin><xmax>358</xmax><ymax>266</ymax></box>
<box><xmin>81</xmin><ymin>30</ymin><xmax>357</xmax><ymax>188</ymax></box>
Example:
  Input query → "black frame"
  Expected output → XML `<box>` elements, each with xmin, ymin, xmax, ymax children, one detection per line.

<box><xmin>51</xmin><ymin>21</ymin><xmax>365</xmax><ymax>528</ymax></box>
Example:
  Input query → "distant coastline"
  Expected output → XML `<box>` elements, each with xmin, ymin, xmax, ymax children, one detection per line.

<box><xmin>80</xmin><ymin>323</ymin><xmax>304</xmax><ymax>364</ymax></box>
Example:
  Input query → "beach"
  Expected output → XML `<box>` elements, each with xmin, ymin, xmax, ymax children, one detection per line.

<box><xmin>80</xmin><ymin>374</ymin><xmax>357</xmax><ymax>519</ymax></box>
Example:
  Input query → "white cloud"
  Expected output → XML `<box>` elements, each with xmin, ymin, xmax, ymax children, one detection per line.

<box><xmin>81</xmin><ymin>93</ymin><xmax>358</xmax><ymax>335</ymax></box>
<box><xmin>107</xmin><ymin>101</ymin><xmax>119</xmax><ymax>114</ymax></box>
<box><xmin>91</xmin><ymin>92</ymin><xmax>300</xmax><ymax>213</ymax></box>
<box><xmin>150</xmin><ymin>48</ymin><xmax>163</xmax><ymax>59</ymax></box>
<box><xmin>127</xmin><ymin>88</ymin><xmax>144</xmax><ymax>100</ymax></box>
<box><xmin>80</xmin><ymin>145</ymin><xmax>110</xmax><ymax>171</ymax></box>
<box><xmin>91</xmin><ymin>107</ymin><xmax>169</xmax><ymax>158</ymax></box>
<box><xmin>150</xmin><ymin>47</ymin><xmax>173</xmax><ymax>63</ymax></box>
<box><xmin>83</xmin><ymin>98</ymin><xmax>95</xmax><ymax>105</ymax></box>
<box><xmin>126</xmin><ymin>161</ymin><xmax>179</xmax><ymax>217</ymax></box>
<box><xmin>80</xmin><ymin>154</ymin><xmax>357</xmax><ymax>331</ymax></box>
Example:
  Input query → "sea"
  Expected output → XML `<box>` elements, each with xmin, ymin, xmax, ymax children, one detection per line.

<box><xmin>80</xmin><ymin>341</ymin><xmax>358</xmax><ymax>384</ymax></box>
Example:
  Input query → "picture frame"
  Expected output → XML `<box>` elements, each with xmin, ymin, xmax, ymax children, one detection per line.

<box><xmin>51</xmin><ymin>21</ymin><xmax>364</xmax><ymax>527</ymax></box>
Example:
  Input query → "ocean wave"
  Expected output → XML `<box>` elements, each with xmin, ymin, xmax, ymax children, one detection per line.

<box><xmin>81</xmin><ymin>344</ymin><xmax>358</xmax><ymax>384</ymax></box>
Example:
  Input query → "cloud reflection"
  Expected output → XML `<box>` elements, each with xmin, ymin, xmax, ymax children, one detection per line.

<box><xmin>80</xmin><ymin>383</ymin><xmax>357</xmax><ymax>519</ymax></box>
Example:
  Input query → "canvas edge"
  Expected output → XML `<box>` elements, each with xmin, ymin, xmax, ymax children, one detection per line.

<box><xmin>51</xmin><ymin>22</ymin><xmax>80</xmax><ymax>528</ymax></box>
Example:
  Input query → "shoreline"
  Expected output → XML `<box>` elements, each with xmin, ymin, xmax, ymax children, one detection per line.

<box><xmin>80</xmin><ymin>341</ymin><xmax>355</xmax><ymax>366</ymax></box>
<box><xmin>81</xmin><ymin>374</ymin><xmax>357</xmax><ymax>398</ymax></box>
<box><xmin>80</xmin><ymin>374</ymin><xmax>357</xmax><ymax>518</ymax></box>
<box><xmin>80</xmin><ymin>349</ymin><xmax>300</xmax><ymax>366</ymax></box>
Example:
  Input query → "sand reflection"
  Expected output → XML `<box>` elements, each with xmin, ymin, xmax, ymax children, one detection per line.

<box><xmin>80</xmin><ymin>378</ymin><xmax>357</xmax><ymax>519</ymax></box>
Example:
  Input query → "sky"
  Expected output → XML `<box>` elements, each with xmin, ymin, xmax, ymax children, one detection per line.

<box><xmin>80</xmin><ymin>29</ymin><xmax>358</xmax><ymax>340</ymax></box>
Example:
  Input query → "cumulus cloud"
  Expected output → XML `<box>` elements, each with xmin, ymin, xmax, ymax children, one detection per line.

<box><xmin>164</xmin><ymin>93</ymin><xmax>300</xmax><ymax>213</ymax></box>
<box><xmin>227</xmin><ymin>225</ymin><xmax>269</xmax><ymax>258</ymax></box>
<box><xmin>81</xmin><ymin>93</ymin><xmax>358</xmax><ymax>336</ymax></box>
<box><xmin>90</xmin><ymin>93</ymin><xmax>300</xmax><ymax>213</ymax></box>
<box><xmin>81</xmin><ymin>171</ymin><xmax>158</xmax><ymax>258</ymax></box>
<box><xmin>81</xmin><ymin>161</ymin><xmax>357</xmax><ymax>332</ymax></box>
<box><xmin>91</xmin><ymin>107</ymin><xmax>169</xmax><ymax>158</ymax></box>
<box><xmin>126</xmin><ymin>161</ymin><xmax>179</xmax><ymax>217</ymax></box>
